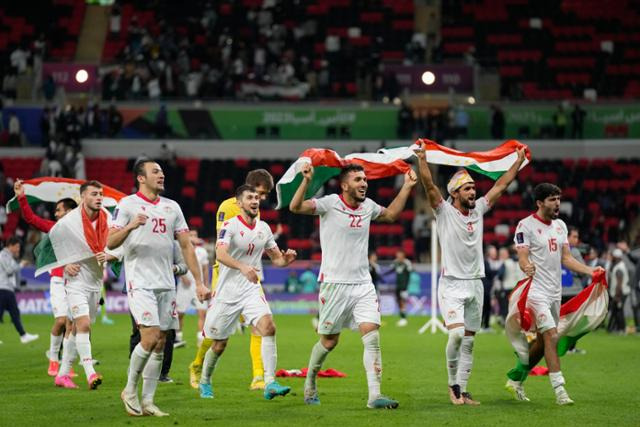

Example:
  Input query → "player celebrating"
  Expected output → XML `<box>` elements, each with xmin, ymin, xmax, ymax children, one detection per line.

<box><xmin>506</xmin><ymin>183</ymin><xmax>604</xmax><ymax>405</ymax></box>
<box><xmin>189</xmin><ymin>169</ymin><xmax>276</xmax><ymax>391</ymax></box>
<box><xmin>52</xmin><ymin>181</ymin><xmax>113</xmax><ymax>390</ymax></box>
<box><xmin>109</xmin><ymin>160</ymin><xmax>208</xmax><ymax>417</ymax></box>
<box><xmin>14</xmin><ymin>179</ymin><xmax>77</xmax><ymax>377</ymax></box>
<box><xmin>414</xmin><ymin>146</ymin><xmax>525</xmax><ymax>405</ymax></box>
<box><xmin>198</xmin><ymin>184</ymin><xmax>296</xmax><ymax>400</ymax></box>
<box><xmin>175</xmin><ymin>229</ymin><xmax>210</xmax><ymax>348</ymax></box>
<box><xmin>290</xmin><ymin>163</ymin><xmax>417</xmax><ymax>409</ymax></box>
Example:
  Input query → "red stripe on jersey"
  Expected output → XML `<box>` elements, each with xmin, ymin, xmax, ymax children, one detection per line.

<box><xmin>135</xmin><ymin>191</ymin><xmax>161</xmax><ymax>205</ymax></box>
<box><xmin>237</xmin><ymin>215</ymin><xmax>256</xmax><ymax>230</ymax></box>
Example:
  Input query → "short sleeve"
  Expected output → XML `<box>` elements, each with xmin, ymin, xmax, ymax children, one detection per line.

<box><xmin>311</xmin><ymin>195</ymin><xmax>334</xmax><ymax>215</ymax></box>
<box><xmin>476</xmin><ymin>196</ymin><xmax>492</xmax><ymax>216</ymax></box>
<box><xmin>111</xmin><ymin>199</ymin><xmax>132</xmax><ymax>229</ymax></box>
<box><xmin>172</xmin><ymin>202</ymin><xmax>189</xmax><ymax>235</ymax></box>
<box><xmin>216</xmin><ymin>220</ymin><xmax>234</xmax><ymax>246</ymax></box>
<box><xmin>433</xmin><ymin>198</ymin><xmax>447</xmax><ymax>217</ymax></box>
<box><xmin>263</xmin><ymin>223</ymin><xmax>278</xmax><ymax>250</ymax></box>
<box><xmin>558</xmin><ymin>220</ymin><xmax>569</xmax><ymax>246</ymax></box>
<box><xmin>367</xmin><ymin>198</ymin><xmax>384</xmax><ymax>220</ymax></box>
<box><xmin>514</xmin><ymin>220</ymin><xmax>530</xmax><ymax>248</ymax></box>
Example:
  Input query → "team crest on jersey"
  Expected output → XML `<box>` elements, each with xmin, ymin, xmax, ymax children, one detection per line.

<box><xmin>257</xmin><ymin>231</ymin><xmax>264</xmax><ymax>239</ymax></box>
<box><xmin>164</xmin><ymin>206</ymin><xmax>172</xmax><ymax>213</ymax></box>
<box><xmin>240</xmin><ymin>231</ymin><xmax>245</xmax><ymax>237</ymax></box>
<box><xmin>218</xmin><ymin>212</ymin><xmax>225</xmax><ymax>221</ymax></box>
<box><xmin>537</xmin><ymin>313</ymin><xmax>546</xmax><ymax>323</ymax></box>
<box><xmin>210</xmin><ymin>327</ymin><xmax>218</xmax><ymax>334</ymax></box>
<box><xmin>556</xmin><ymin>227</ymin><xmax>563</xmax><ymax>234</ymax></box>
<box><xmin>447</xmin><ymin>309</ymin><xmax>457</xmax><ymax>320</ymax></box>
<box><xmin>71</xmin><ymin>305</ymin><xmax>79</xmax><ymax>315</ymax></box>
<box><xmin>142</xmin><ymin>311</ymin><xmax>152</xmax><ymax>322</ymax></box>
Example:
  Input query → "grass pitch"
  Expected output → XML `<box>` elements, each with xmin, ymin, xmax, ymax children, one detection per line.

<box><xmin>0</xmin><ymin>314</ymin><xmax>637</xmax><ymax>426</ymax></box>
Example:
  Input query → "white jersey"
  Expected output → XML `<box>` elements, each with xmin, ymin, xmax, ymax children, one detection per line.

<box><xmin>65</xmin><ymin>215</ymin><xmax>111</xmax><ymax>292</ymax></box>
<box><xmin>514</xmin><ymin>214</ymin><xmax>568</xmax><ymax>300</ymax></box>
<box><xmin>111</xmin><ymin>192</ymin><xmax>189</xmax><ymax>290</ymax></box>
<box><xmin>215</xmin><ymin>216</ymin><xmax>277</xmax><ymax>303</ymax></box>
<box><xmin>183</xmin><ymin>246</ymin><xmax>209</xmax><ymax>287</ymax></box>
<box><xmin>312</xmin><ymin>194</ymin><xmax>383</xmax><ymax>284</ymax></box>
<box><xmin>435</xmin><ymin>196</ymin><xmax>491</xmax><ymax>279</ymax></box>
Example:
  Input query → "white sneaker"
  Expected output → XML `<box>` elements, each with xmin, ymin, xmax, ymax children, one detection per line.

<box><xmin>121</xmin><ymin>390</ymin><xmax>142</xmax><ymax>416</ymax></box>
<box><xmin>556</xmin><ymin>389</ymin><xmax>574</xmax><ymax>405</ymax></box>
<box><xmin>141</xmin><ymin>401</ymin><xmax>169</xmax><ymax>417</ymax></box>
<box><xmin>505</xmin><ymin>379</ymin><xmax>530</xmax><ymax>402</ymax></box>
<box><xmin>396</xmin><ymin>318</ymin><xmax>408</xmax><ymax>327</ymax></box>
<box><xmin>20</xmin><ymin>333</ymin><xmax>39</xmax><ymax>344</ymax></box>
<box><xmin>173</xmin><ymin>340</ymin><xmax>186</xmax><ymax>349</ymax></box>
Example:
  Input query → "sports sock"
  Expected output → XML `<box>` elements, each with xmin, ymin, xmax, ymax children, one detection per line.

<box><xmin>193</xmin><ymin>337</ymin><xmax>212</xmax><ymax>366</ymax></box>
<box><xmin>126</xmin><ymin>343</ymin><xmax>151</xmax><ymax>393</ymax></box>
<box><xmin>250</xmin><ymin>333</ymin><xmax>264</xmax><ymax>379</ymax></box>
<box><xmin>304</xmin><ymin>341</ymin><xmax>331</xmax><ymax>391</ymax></box>
<box><xmin>58</xmin><ymin>335</ymin><xmax>77</xmax><ymax>377</ymax></box>
<box><xmin>549</xmin><ymin>371</ymin><xmax>566</xmax><ymax>395</ymax></box>
<box><xmin>176</xmin><ymin>330</ymin><xmax>183</xmax><ymax>342</ymax></box>
<box><xmin>362</xmin><ymin>330</ymin><xmax>382</xmax><ymax>401</ymax></box>
<box><xmin>200</xmin><ymin>348</ymin><xmax>221</xmax><ymax>385</ymax></box>
<box><xmin>261</xmin><ymin>335</ymin><xmax>277</xmax><ymax>384</ymax></box>
<box><xmin>457</xmin><ymin>335</ymin><xmax>475</xmax><ymax>392</ymax></box>
<box><xmin>49</xmin><ymin>333</ymin><xmax>64</xmax><ymax>362</ymax></box>
<box><xmin>446</xmin><ymin>327</ymin><xmax>464</xmax><ymax>386</ymax></box>
<box><xmin>75</xmin><ymin>333</ymin><xmax>96</xmax><ymax>378</ymax></box>
<box><xmin>400</xmin><ymin>311</ymin><xmax>407</xmax><ymax>319</ymax></box>
<box><xmin>141</xmin><ymin>352</ymin><xmax>163</xmax><ymax>403</ymax></box>
<box><xmin>507</xmin><ymin>358</ymin><xmax>530</xmax><ymax>382</ymax></box>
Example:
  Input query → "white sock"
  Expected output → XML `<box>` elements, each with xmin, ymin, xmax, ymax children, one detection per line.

<box><xmin>176</xmin><ymin>330</ymin><xmax>183</xmax><ymax>342</ymax></box>
<box><xmin>261</xmin><ymin>335</ymin><xmax>277</xmax><ymax>384</ymax></box>
<box><xmin>200</xmin><ymin>348</ymin><xmax>221</xmax><ymax>385</ymax></box>
<box><xmin>58</xmin><ymin>335</ymin><xmax>76</xmax><ymax>377</ymax></box>
<box><xmin>141</xmin><ymin>352</ymin><xmax>163</xmax><ymax>403</ymax></box>
<box><xmin>304</xmin><ymin>341</ymin><xmax>331</xmax><ymax>391</ymax></box>
<box><xmin>549</xmin><ymin>371</ymin><xmax>566</xmax><ymax>395</ymax></box>
<box><xmin>49</xmin><ymin>333</ymin><xmax>64</xmax><ymax>362</ymax></box>
<box><xmin>446</xmin><ymin>327</ymin><xmax>464</xmax><ymax>386</ymax></box>
<box><xmin>126</xmin><ymin>343</ymin><xmax>151</xmax><ymax>394</ymax></box>
<box><xmin>457</xmin><ymin>335</ymin><xmax>474</xmax><ymax>392</ymax></box>
<box><xmin>197</xmin><ymin>332</ymin><xmax>203</xmax><ymax>347</ymax></box>
<box><xmin>362</xmin><ymin>330</ymin><xmax>382</xmax><ymax>401</ymax></box>
<box><xmin>75</xmin><ymin>333</ymin><xmax>96</xmax><ymax>378</ymax></box>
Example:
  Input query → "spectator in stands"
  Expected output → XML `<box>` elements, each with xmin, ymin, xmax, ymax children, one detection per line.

<box><xmin>565</xmin><ymin>226</ymin><xmax>589</xmax><ymax>353</ymax></box>
<box><xmin>42</xmin><ymin>75</ymin><xmax>56</xmax><ymax>102</ymax></box>
<box><xmin>285</xmin><ymin>271</ymin><xmax>301</xmax><ymax>293</ymax></box>
<box><xmin>608</xmin><ymin>248</ymin><xmax>630</xmax><ymax>334</ymax></box>
<box><xmin>368</xmin><ymin>252</ymin><xmax>382</xmax><ymax>291</ymax></box>
<box><xmin>454</xmin><ymin>106</ymin><xmax>470</xmax><ymax>139</ymax></box>
<box><xmin>107</xmin><ymin>105</ymin><xmax>123</xmax><ymax>137</ymax></box>
<box><xmin>10</xmin><ymin>44</ymin><xmax>29</xmax><ymax>74</ymax></box>
<box><xmin>8</xmin><ymin>113</ymin><xmax>21</xmax><ymax>146</ymax></box>
<box><xmin>553</xmin><ymin>105</ymin><xmax>567</xmax><ymax>139</ymax></box>
<box><xmin>397</xmin><ymin>102</ymin><xmax>413</xmax><ymax>139</ymax></box>
<box><xmin>2</xmin><ymin>66</ymin><xmax>17</xmax><ymax>99</ymax></box>
<box><xmin>155</xmin><ymin>105</ymin><xmax>170</xmax><ymax>138</ymax></box>
<box><xmin>0</xmin><ymin>237</ymin><xmax>39</xmax><ymax>344</ymax></box>
<box><xmin>571</xmin><ymin>104</ymin><xmax>586</xmax><ymax>139</ymax></box>
<box><xmin>110</xmin><ymin>3</ymin><xmax>121</xmax><ymax>38</ymax></box>
<box><xmin>39</xmin><ymin>108</ymin><xmax>51</xmax><ymax>147</ymax></box>
<box><xmin>299</xmin><ymin>266</ymin><xmax>318</xmax><ymax>294</ymax></box>
<box><xmin>490</xmin><ymin>105</ymin><xmax>505</xmax><ymax>139</ymax></box>
<box><xmin>481</xmin><ymin>245</ymin><xmax>501</xmax><ymax>332</ymax></box>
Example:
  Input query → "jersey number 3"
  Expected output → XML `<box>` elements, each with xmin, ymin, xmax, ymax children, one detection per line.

<box><xmin>152</xmin><ymin>218</ymin><xmax>166</xmax><ymax>233</ymax></box>
<box><xmin>349</xmin><ymin>214</ymin><xmax>362</xmax><ymax>228</ymax></box>
<box><xmin>548</xmin><ymin>238</ymin><xmax>558</xmax><ymax>252</ymax></box>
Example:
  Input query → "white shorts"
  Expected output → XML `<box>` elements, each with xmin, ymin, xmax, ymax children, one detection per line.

<box><xmin>50</xmin><ymin>277</ymin><xmax>68</xmax><ymax>318</ymax></box>
<box><xmin>66</xmin><ymin>285</ymin><xmax>100</xmax><ymax>323</ymax></box>
<box><xmin>129</xmin><ymin>288</ymin><xmax>179</xmax><ymax>331</ymax></box>
<box><xmin>317</xmin><ymin>282</ymin><xmax>380</xmax><ymax>335</ymax></box>
<box><xmin>203</xmin><ymin>289</ymin><xmax>271</xmax><ymax>340</ymax></box>
<box><xmin>527</xmin><ymin>294</ymin><xmax>560</xmax><ymax>333</ymax></box>
<box><xmin>438</xmin><ymin>277</ymin><xmax>483</xmax><ymax>332</ymax></box>
<box><xmin>176</xmin><ymin>283</ymin><xmax>208</xmax><ymax>313</ymax></box>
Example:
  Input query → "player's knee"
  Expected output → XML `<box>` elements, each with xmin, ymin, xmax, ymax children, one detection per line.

<box><xmin>213</xmin><ymin>339</ymin><xmax>227</xmax><ymax>354</ymax></box>
<box><xmin>321</xmin><ymin>335</ymin><xmax>339</xmax><ymax>351</ymax></box>
<box><xmin>460</xmin><ymin>335</ymin><xmax>474</xmax><ymax>354</ymax></box>
<box><xmin>261</xmin><ymin>321</ymin><xmax>276</xmax><ymax>336</ymax></box>
<box><xmin>448</xmin><ymin>326</ymin><xmax>465</xmax><ymax>344</ymax></box>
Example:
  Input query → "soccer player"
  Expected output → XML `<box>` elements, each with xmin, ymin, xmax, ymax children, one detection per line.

<box><xmin>198</xmin><ymin>184</ymin><xmax>296</xmax><ymax>400</ymax></box>
<box><xmin>109</xmin><ymin>159</ymin><xmax>208</xmax><ymax>417</ymax></box>
<box><xmin>53</xmin><ymin>180</ymin><xmax>114</xmax><ymax>390</ymax></box>
<box><xmin>189</xmin><ymin>169</ymin><xmax>276</xmax><ymax>391</ymax></box>
<box><xmin>414</xmin><ymin>146</ymin><xmax>525</xmax><ymax>405</ymax></box>
<box><xmin>14</xmin><ymin>179</ymin><xmax>77</xmax><ymax>376</ymax></box>
<box><xmin>392</xmin><ymin>250</ymin><xmax>412</xmax><ymax>327</ymax></box>
<box><xmin>506</xmin><ymin>183</ymin><xmax>604</xmax><ymax>405</ymax></box>
<box><xmin>290</xmin><ymin>163</ymin><xmax>417</xmax><ymax>409</ymax></box>
<box><xmin>175</xmin><ymin>229</ymin><xmax>210</xmax><ymax>348</ymax></box>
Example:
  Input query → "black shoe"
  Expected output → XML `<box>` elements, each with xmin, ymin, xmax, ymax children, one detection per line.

<box><xmin>159</xmin><ymin>375</ymin><xmax>174</xmax><ymax>383</ymax></box>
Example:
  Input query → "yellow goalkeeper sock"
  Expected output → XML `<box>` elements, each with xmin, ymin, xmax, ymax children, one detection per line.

<box><xmin>194</xmin><ymin>337</ymin><xmax>213</xmax><ymax>367</ymax></box>
<box><xmin>250</xmin><ymin>333</ymin><xmax>264</xmax><ymax>379</ymax></box>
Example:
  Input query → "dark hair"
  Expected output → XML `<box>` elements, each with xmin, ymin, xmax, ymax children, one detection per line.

<box><xmin>533</xmin><ymin>183</ymin><xmax>561</xmax><ymax>202</ymax></box>
<box><xmin>338</xmin><ymin>163</ymin><xmax>365</xmax><ymax>184</ymax></box>
<box><xmin>133</xmin><ymin>158</ymin><xmax>157</xmax><ymax>190</ymax></box>
<box><xmin>235</xmin><ymin>184</ymin><xmax>256</xmax><ymax>199</ymax></box>
<box><xmin>568</xmin><ymin>225</ymin><xmax>579</xmax><ymax>236</ymax></box>
<box><xmin>80</xmin><ymin>180</ymin><xmax>103</xmax><ymax>194</ymax></box>
<box><xmin>6</xmin><ymin>236</ymin><xmax>20</xmax><ymax>247</ymax></box>
<box><xmin>246</xmin><ymin>169</ymin><xmax>274</xmax><ymax>191</ymax></box>
<box><xmin>56</xmin><ymin>198</ymin><xmax>77</xmax><ymax>211</ymax></box>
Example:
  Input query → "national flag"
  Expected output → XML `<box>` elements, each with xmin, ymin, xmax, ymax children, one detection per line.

<box><xmin>275</xmin><ymin>147</ymin><xmax>412</xmax><ymax>209</ymax></box>
<box><xmin>6</xmin><ymin>177</ymin><xmax>125</xmax><ymax>213</ymax></box>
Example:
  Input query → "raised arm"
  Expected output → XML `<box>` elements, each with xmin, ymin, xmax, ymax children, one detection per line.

<box><xmin>413</xmin><ymin>148</ymin><xmax>444</xmax><ymax>210</ymax></box>
<box><xmin>215</xmin><ymin>242</ymin><xmax>260</xmax><ymax>283</ymax></box>
<box><xmin>15</xmin><ymin>179</ymin><xmax>55</xmax><ymax>232</ymax></box>
<box><xmin>376</xmin><ymin>170</ymin><xmax>417</xmax><ymax>223</ymax></box>
<box><xmin>288</xmin><ymin>162</ymin><xmax>317</xmax><ymax>215</ymax></box>
<box><xmin>561</xmin><ymin>244</ymin><xmax>603</xmax><ymax>277</ymax></box>
<box><xmin>265</xmin><ymin>246</ymin><xmax>297</xmax><ymax>267</ymax></box>
<box><xmin>484</xmin><ymin>147</ymin><xmax>526</xmax><ymax>206</ymax></box>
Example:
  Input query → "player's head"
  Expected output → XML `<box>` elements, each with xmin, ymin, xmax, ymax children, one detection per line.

<box><xmin>246</xmin><ymin>169</ymin><xmax>274</xmax><ymax>201</ymax></box>
<box><xmin>80</xmin><ymin>180</ymin><xmax>103</xmax><ymax>212</ymax></box>
<box><xmin>486</xmin><ymin>244</ymin><xmax>497</xmax><ymax>260</ymax></box>
<box><xmin>395</xmin><ymin>249</ymin><xmax>406</xmax><ymax>261</ymax></box>
<box><xmin>498</xmin><ymin>246</ymin><xmax>510</xmax><ymax>260</ymax></box>
<box><xmin>134</xmin><ymin>159</ymin><xmax>164</xmax><ymax>193</ymax></box>
<box><xmin>568</xmin><ymin>226</ymin><xmax>579</xmax><ymax>246</ymax></box>
<box><xmin>338</xmin><ymin>164</ymin><xmax>367</xmax><ymax>203</ymax></box>
<box><xmin>236</xmin><ymin>184</ymin><xmax>260</xmax><ymax>219</ymax></box>
<box><xmin>447</xmin><ymin>169</ymin><xmax>476</xmax><ymax>209</ymax></box>
<box><xmin>5</xmin><ymin>236</ymin><xmax>21</xmax><ymax>257</ymax></box>
<box><xmin>54</xmin><ymin>197</ymin><xmax>77</xmax><ymax>220</ymax></box>
<box><xmin>368</xmin><ymin>251</ymin><xmax>378</xmax><ymax>263</ymax></box>
<box><xmin>534</xmin><ymin>183</ymin><xmax>561</xmax><ymax>219</ymax></box>
<box><xmin>611</xmin><ymin>248</ymin><xmax>624</xmax><ymax>263</ymax></box>
<box><xmin>189</xmin><ymin>229</ymin><xmax>201</xmax><ymax>245</ymax></box>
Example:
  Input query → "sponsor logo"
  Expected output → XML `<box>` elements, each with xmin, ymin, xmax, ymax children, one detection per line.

<box><xmin>320</xmin><ymin>297</ymin><xmax>326</xmax><ymax>305</ymax></box>
<box><xmin>447</xmin><ymin>309</ymin><xmax>457</xmax><ymax>320</ymax></box>
<box><xmin>257</xmin><ymin>231</ymin><xmax>264</xmax><ymax>239</ymax></box>
<box><xmin>322</xmin><ymin>321</ymin><xmax>333</xmax><ymax>327</ymax></box>
<box><xmin>240</xmin><ymin>231</ymin><xmax>244</xmax><ymax>237</ymax></box>
<box><xmin>142</xmin><ymin>311</ymin><xmax>152</xmax><ymax>322</ymax></box>
<box><xmin>556</xmin><ymin>227</ymin><xmax>563</xmax><ymax>234</ymax></box>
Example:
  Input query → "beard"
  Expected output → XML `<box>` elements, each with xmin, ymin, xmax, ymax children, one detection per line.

<box><xmin>460</xmin><ymin>197</ymin><xmax>476</xmax><ymax>209</ymax></box>
<box><xmin>245</xmin><ymin>207</ymin><xmax>259</xmax><ymax>218</ymax></box>
<box><xmin>350</xmin><ymin>188</ymin><xmax>366</xmax><ymax>202</ymax></box>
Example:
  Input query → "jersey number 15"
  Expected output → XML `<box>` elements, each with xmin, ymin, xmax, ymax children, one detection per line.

<box><xmin>548</xmin><ymin>238</ymin><xmax>558</xmax><ymax>252</ymax></box>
